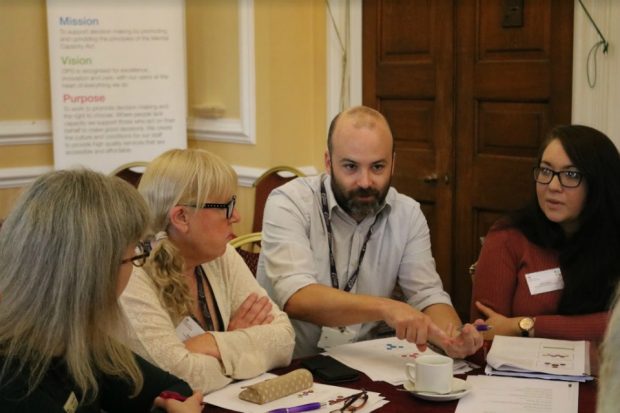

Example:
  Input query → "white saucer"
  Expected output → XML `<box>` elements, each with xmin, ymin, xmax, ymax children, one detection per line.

<box><xmin>403</xmin><ymin>378</ymin><xmax>472</xmax><ymax>401</ymax></box>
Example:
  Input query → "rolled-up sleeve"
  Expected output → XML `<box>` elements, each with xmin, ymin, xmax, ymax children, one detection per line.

<box><xmin>258</xmin><ymin>184</ymin><xmax>322</xmax><ymax>308</ymax></box>
<box><xmin>397</xmin><ymin>205</ymin><xmax>452</xmax><ymax>310</ymax></box>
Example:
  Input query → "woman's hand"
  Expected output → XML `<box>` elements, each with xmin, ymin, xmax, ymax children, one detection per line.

<box><xmin>182</xmin><ymin>293</ymin><xmax>274</xmax><ymax>359</ymax></box>
<box><xmin>435</xmin><ymin>322</ymin><xmax>484</xmax><ymax>358</ymax></box>
<box><xmin>154</xmin><ymin>391</ymin><xmax>204</xmax><ymax>413</ymax></box>
<box><xmin>227</xmin><ymin>293</ymin><xmax>274</xmax><ymax>331</ymax></box>
<box><xmin>475</xmin><ymin>301</ymin><xmax>522</xmax><ymax>339</ymax></box>
<box><xmin>184</xmin><ymin>333</ymin><xmax>221</xmax><ymax>360</ymax></box>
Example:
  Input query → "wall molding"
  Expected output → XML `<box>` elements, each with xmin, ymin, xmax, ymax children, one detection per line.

<box><xmin>187</xmin><ymin>116</ymin><xmax>252</xmax><ymax>144</ymax></box>
<box><xmin>0</xmin><ymin>166</ymin><xmax>54</xmax><ymax>189</ymax></box>
<box><xmin>0</xmin><ymin>120</ymin><xmax>52</xmax><ymax>146</ymax></box>
<box><xmin>0</xmin><ymin>164</ymin><xmax>317</xmax><ymax>189</ymax></box>
<box><xmin>188</xmin><ymin>0</ymin><xmax>256</xmax><ymax>144</ymax></box>
<box><xmin>233</xmin><ymin>165</ymin><xmax>318</xmax><ymax>187</ymax></box>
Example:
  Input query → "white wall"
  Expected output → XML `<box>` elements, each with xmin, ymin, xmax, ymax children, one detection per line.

<box><xmin>572</xmin><ymin>0</ymin><xmax>620</xmax><ymax>148</ymax></box>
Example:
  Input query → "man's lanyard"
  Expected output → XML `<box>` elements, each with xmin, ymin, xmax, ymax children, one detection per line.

<box><xmin>194</xmin><ymin>265</ymin><xmax>223</xmax><ymax>331</ymax></box>
<box><xmin>320</xmin><ymin>181</ymin><xmax>379</xmax><ymax>292</ymax></box>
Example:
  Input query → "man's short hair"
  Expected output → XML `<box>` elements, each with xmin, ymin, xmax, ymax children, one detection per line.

<box><xmin>327</xmin><ymin>106</ymin><xmax>393</xmax><ymax>154</ymax></box>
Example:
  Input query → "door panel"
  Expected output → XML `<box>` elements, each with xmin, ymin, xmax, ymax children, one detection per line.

<box><xmin>453</xmin><ymin>0</ymin><xmax>573</xmax><ymax>318</ymax></box>
<box><xmin>364</xmin><ymin>0</ymin><xmax>455</xmax><ymax>287</ymax></box>
<box><xmin>363</xmin><ymin>0</ymin><xmax>573</xmax><ymax>318</ymax></box>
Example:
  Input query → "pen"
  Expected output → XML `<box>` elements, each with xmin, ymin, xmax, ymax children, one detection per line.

<box><xmin>456</xmin><ymin>324</ymin><xmax>492</xmax><ymax>332</ymax></box>
<box><xmin>158</xmin><ymin>391</ymin><xmax>206</xmax><ymax>406</ymax></box>
<box><xmin>267</xmin><ymin>402</ymin><xmax>325</xmax><ymax>413</ymax></box>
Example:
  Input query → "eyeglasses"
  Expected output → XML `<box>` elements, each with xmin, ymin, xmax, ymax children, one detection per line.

<box><xmin>181</xmin><ymin>195</ymin><xmax>237</xmax><ymax>220</ymax></box>
<box><xmin>121</xmin><ymin>241</ymin><xmax>151</xmax><ymax>267</ymax></box>
<box><xmin>330</xmin><ymin>390</ymin><xmax>368</xmax><ymax>413</ymax></box>
<box><xmin>533</xmin><ymin>166</ymin><xmax>583</xmax><ymax>188</ymax></box>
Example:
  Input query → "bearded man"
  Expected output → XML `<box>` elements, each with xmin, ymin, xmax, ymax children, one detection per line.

<box><xmin>257</xmin><ymin>106</ymin><xmax>483</xmax><ymax>358</ymax></box>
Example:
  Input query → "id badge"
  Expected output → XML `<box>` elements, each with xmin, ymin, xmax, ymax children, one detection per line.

<box><xmin>175</xmin><ymin>316</ymin><xmax>205</xmax><ymax>341</ymax></box>
<box><xmin>525</xmin><ymin>268</ymin><xmax>564</xmax><ymax>295</ymax></box>
<box><xmin>318</xmin><ymin>325</ymin><xmax>359</xmax><ymax>349</ymax></box>
<box><xmin>64</xmin><ymin>392</ymin><xmax>78</xmax><ymax>413</ymax></box>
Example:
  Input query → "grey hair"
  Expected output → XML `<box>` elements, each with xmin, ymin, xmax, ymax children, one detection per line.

<box><xmin>0</xmin><ymin>169</ymin><xmax>150</xmax><ymax>401</ymax></box>
<box><xmin>138</xmin><ymin>148</ymin><xmax>237</xmax><ymax>321</ymax></box>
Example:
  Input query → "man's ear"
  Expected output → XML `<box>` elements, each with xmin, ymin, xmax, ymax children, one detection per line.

<box><xmin>324</xmin><ymin>150</ymin><xmax>332</xmax><ymax>174</ymax></box>
<box><xmin>168</xmin><ymin>205</ymin><xmax>190</xmax><ymax>233</ymax></box>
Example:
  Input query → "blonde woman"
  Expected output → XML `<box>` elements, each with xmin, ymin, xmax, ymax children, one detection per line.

<box><xmin>0</xmin><ymin>169</ymin><xmax>202</xmax><ymax>413</ymax></box>
<box><xmin>120</xmin><ymin>148</ymin><xmax>295</xmax><ymax>393</ymax></box>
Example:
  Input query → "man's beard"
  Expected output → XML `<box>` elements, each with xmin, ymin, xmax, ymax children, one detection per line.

<box><xmin>330</xmin><ymin>168</ymin><xmax>390</xmax><ymax>222</ymax></box>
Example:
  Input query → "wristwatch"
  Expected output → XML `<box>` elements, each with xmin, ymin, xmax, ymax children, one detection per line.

<box><xmin>518</xmin><ymin>317</ymin><xmax>535</xmax><ymax>337</ymax></box>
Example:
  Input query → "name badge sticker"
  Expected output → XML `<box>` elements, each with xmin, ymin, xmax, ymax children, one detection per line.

<box><xmin>318</xmin><ymin>325</ymin><xmax>359</xmax><ymax>349</ymax></box>
<box><xmin>175</xmin><ymin>316</ymin><xmax>205</xmax><ymax>341</ymax></box>
<box><xmin>64</xmin><ymin>391</ymin><xmax>78</xmax><ymax>413</ymax></box>
<box><xmin>525</xmin><ymin>268</ymin><xmax>564</xmax><ymax>295</ymax></box>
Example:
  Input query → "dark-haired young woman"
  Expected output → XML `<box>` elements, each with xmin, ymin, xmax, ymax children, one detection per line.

<box><xmin>471</xmin><ymin>125</ymin><xmax>620</xmax><ymax>342</ymax></box>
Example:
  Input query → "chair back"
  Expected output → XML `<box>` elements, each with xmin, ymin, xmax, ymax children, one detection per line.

<box><xmin>230</xmin><ymin>232</ymin><xmax>262</xmax><ymax>276</ymax></box>
<box><xmin>252</xmin><ymin>166</ymin><xmax>305</xmax><ymax>232</ymax></box>
<box><xmin>110</xmin><ymin>161</ymin><xmax>149</xmax><ymax>188</ymax></box>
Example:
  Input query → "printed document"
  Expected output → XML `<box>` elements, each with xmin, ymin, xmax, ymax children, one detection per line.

<box><xmin>326</xmin><ymin>337</ymin><xmax>473</xmax><ymax>385</ymax></box>
<box><xmin>455</xmin><ymin>375</ymin><xmax>578</xmax><ymax>413</ymax></box>
<box><xmin>486</xmin><ymin>336</ymin><xmax>592</xmax><ymax>381</ymax></box>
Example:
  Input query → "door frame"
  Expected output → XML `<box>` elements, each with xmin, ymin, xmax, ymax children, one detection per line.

<box><xmin>326</xmin><ymin>0</ymin><xmax>363</xmax><ymax>123</ymax></box>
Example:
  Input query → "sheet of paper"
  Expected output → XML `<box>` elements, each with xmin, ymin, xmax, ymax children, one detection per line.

<box><xmin>326</xmin><ymin>337</ymin><xmax>472</xmax><ymax>385</ymax></box>
<box><xmin>203</xmin><ymin>373</ymin><xmax>387</xmax><ymax>413</ymax></box>
<box><xmin>486</xmin><ymin>336</ymin><xmax>591</xmax><ymax>378</ymax></box>
<box><xmin>455</xmin><ymin>375</ymin><xmax>578</xmax><ymax>413</ymax></box>
<box><xmin>485</xmin><ymin>365</ymin><xmax>593</xmax><ymax>382</ymax></box>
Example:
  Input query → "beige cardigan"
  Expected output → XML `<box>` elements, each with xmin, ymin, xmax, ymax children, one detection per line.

<box><xmin>120</xmin><ymin>244</ymin><xmax>295</xmax><ymax>393</ymax></box>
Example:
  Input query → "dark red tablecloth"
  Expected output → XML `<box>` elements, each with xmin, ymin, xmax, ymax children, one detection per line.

<box><xmin>206</xmin><ymin>344</ymin><xmax>597</xmax><ymax>412</ymax></box>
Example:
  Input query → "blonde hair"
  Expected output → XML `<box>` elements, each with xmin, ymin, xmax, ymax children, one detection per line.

<box><xmin>138</xmin><ymin>148</ymin><xmax>237</xmax><ymax>321</ymax></box>
<box><xmin>0</xmin><ymin>169</ymin><xmax>150</xmax><ymax>401</ymax></box>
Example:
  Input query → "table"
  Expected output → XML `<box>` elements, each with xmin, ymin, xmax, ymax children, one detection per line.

<box><xmin>206</xmin><ymin>350</ymin><xmax>597</xmax><ymax>413</ymax></box>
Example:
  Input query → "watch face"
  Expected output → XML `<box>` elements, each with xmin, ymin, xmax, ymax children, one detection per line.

<box><xmin>519</xmin><ymin>317</ymin><xmax>534</xmax><ymax>331</ymax></box>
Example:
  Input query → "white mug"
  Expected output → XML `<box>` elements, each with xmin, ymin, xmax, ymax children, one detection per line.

<box><xmin>405</xmin><ymin>354</ymin><xmax>453</xmax><ymax>394</ymax></box>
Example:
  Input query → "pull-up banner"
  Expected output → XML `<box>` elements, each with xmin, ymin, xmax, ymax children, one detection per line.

<box><xmin>47</xmin><ymin>0</ymin><xmax>186</xmax><ymax>173</ymax></box>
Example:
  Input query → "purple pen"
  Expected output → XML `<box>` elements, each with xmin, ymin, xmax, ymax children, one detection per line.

<box><xmin>458</xmin><ymin>324</ymin><xmax>492</xmax><ymax>332</ymax></box>
<box><xmin>267</xmin><ymin>402</ymin><xmax>324</xmax><ymax>413</ymax></box>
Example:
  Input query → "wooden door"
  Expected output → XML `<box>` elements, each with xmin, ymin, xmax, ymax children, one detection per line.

<box><xmin>363</xmin><ymin>0</ymin><xmax>456</xmax><ymax>288</ymax></box>
<box><xmin>363</xmin><ymin>0</ymin><xmax>573</xmax><ymax>319</ymax></box>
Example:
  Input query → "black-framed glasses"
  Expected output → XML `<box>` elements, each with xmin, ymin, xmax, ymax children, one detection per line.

<box><xmin>533</xmin><ymin>166</ymin><xmax>583</xmax><ymax>188</ymax></box>
<box><xmin>330</xmin><ymin>390</ymin><xmax>368</xmax><ymax>413</ymax></box>
<box><xmin>121</xmin><ymin>241</ymin><xmax>151</xmax><ymax>267</ymax></box>
<box><xmin>181</xmin><ymin>195</ymin><xmax>237</xmax><ymax>220</ymax></box>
